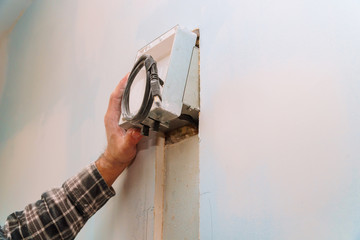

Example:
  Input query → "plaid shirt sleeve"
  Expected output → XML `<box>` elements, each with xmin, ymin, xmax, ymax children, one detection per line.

<box><xmin>0</xmin><ymin>163</ymin><xmax>115</xmax><ymax>240</ymax></box>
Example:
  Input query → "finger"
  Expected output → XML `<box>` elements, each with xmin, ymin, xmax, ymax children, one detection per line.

<box><xmin>112</xmin><ymin>73</ymin><xmax>130</xmax><ymax>103</ymax></box>
<box><xmin>108</xmin><ymin>73</ymin><xmax>129</xmax><ymax>114</ymax></box>
<box><xmin>123</xmin><ymin>128</ymin><xmax>143</xmax><ymax>149</ymax></box>
<box><xmin>105</xmin><ymin>74</ymin><xmax>130</xmax><ymax>128</ymax></box>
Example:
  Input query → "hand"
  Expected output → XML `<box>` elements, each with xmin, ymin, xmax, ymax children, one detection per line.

<box><xmin>104</xmin><ymin>73</ymin><xmax>143</xmax><ymax>165</ymax></box>
<box><xmin>96</xmin><ymin>74</ymin><xmax>143</xmax><ymax>186</ymax></box>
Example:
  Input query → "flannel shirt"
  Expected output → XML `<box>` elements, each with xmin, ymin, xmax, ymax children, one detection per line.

<box><xmin>0</xmin><ymin>163</ymin><xmax>115</xmax><ymax>240</ymax></box>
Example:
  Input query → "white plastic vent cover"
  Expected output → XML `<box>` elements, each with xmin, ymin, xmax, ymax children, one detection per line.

<box><xmin>119</xmin><ymin>26</ymin><xmax>199</xmax><ymax>135</ymax></box>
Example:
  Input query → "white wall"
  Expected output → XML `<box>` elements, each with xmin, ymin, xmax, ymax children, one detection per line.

<box><xmin>199</xmin><ymin>1</ymin><xmax>360</xmax><ymax>239</ymax></box>
<box><xmin>0</xmin><ymin>1</ymin><xmax>201</xmax><ymax>239</ymax></box>
<box><xmin>0</xmin><ymin>0</ymin><xmax>32</xmax><ymax>112</ymax></box>
<box><xmin>1</xmin><ymin>0</ymin><xmax>360</xmax><ymax>239</ymax></box>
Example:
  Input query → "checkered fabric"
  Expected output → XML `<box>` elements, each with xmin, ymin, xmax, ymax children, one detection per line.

<box><xmin>0</xmin><ymin>163</ymin><xmax>115</xmax><ymax>240</ymax></box>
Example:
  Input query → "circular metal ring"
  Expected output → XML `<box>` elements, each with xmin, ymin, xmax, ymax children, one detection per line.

<box><xmin>121</xmin><ymin>55</ymin><xmax>154</xmax><ymax>124</ymax></box>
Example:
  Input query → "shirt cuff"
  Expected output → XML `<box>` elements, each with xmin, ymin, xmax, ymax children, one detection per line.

<box><xmin>63</xmin><ymin>163</ymin><xmax>115</xmax><ymax>219</ymax></box>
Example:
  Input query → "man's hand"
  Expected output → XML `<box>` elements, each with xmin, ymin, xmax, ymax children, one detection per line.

<box><xmin>96</xmin><ymin>74</ymin><xmax>143</xmax><ymax>186</ymax></box>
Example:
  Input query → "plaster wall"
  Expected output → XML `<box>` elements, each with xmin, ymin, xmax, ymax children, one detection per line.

<box><xmin>0</xmin><ymin>0</ymin><xmax>360</xmax><ymax>239</ymax></box>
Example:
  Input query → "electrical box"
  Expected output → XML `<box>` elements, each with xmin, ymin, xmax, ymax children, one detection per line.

<box><xmin>119</xmin><ymin>25</ymin><xmax>199</xmax><ymax>135</ymax></box>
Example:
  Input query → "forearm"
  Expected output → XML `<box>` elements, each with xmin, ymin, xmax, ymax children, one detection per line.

<box><xmin>1</xmin><ymin>163</ymin><xmax>115</xmax><ymax>240</ymax></box>
<box><xmin>1</xmin><ymin>73</ymin><xmax>142</xmax><ymax>239</ymax></box>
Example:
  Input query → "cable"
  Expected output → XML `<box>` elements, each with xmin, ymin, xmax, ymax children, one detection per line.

<box><xmin>121</xmin><ymin>54</ymin><xmax>163</xmax><ymax>127</ymax></box>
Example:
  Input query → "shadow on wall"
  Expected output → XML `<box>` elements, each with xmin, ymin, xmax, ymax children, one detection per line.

<box><xmin>0</xmin><ymin>1</ymin><xmax>102</xmax><ymax>146</ymax></box>
<box><xmin>0</xmin><ymin>0</ymin><xmax>32</xmax><ymax>108</ymax></box>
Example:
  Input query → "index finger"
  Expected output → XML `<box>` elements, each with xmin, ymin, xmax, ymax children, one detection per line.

<box><xmin>113</xmin><ymin>72</ymin><xmax>129</xmax><ymax>100</ymax></box>
<box><xmin>105</xmin><ymin>73</ymin><xmax>129</xmax><ymax>128</ymax></box>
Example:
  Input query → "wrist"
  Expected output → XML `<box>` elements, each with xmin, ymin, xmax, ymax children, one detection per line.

<box><xmin>95</xmin><ymin>153</ymin><xmax>127</xmax><ymax>186</ymax></box>
<box><xmin>103</xmin><ymin>150</ymin><xmax>124</xmax><ymax>168</ymax></box>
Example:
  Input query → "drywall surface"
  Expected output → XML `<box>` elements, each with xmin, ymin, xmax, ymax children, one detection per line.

<box><xmin>200</xmin><ymin>1</ymin><xmax>360</xmax><ymax>240</ymax></box>
<box><xmin>0</xmin><ymin>0</ymin><xmax>32</xmax><ymax>38</ymax></box>
<box><xmin>0</xmin><ymin>1</ymin><xmax>200</xmax><ymax>239</ymax></box>
<box><xmin>0</xmin><ymin>35</ymin><xmax>8</xmax><ymax>103</ymax></box>
<box><xmin>199</xmin><ymin>1</ymin><xmax>360</xmax><ymax>239</ymax></box>
<box><xmin>95</xmin><ymin>132</ymin><xmax>159</xmax><ymax>240</ymax></box>
<box><xmin>163</xmin><ymin>136</ymin><xmax>199</xmax><ymax>239</ymax></box>
<box><xmin>1</xmin><ymin>0</ymin><xmax>360</xmax><ymax>240</ymax></box>
<box><xmin>0</xmin><ymin>0</ymin><xmax>32</xmax><ymax>105</ymax></box>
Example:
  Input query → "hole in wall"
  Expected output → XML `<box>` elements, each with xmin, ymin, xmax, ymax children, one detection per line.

<box><xmin>165</xmin><ymin>125</ymin><xmax>198</xmax><ymax>145</ymax></box>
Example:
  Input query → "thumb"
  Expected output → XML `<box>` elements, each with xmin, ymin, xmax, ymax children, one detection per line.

<box><xmin>124</xmin><ymin>128</ymin><xmax>143</xmax><ymax>147</ymax></box>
